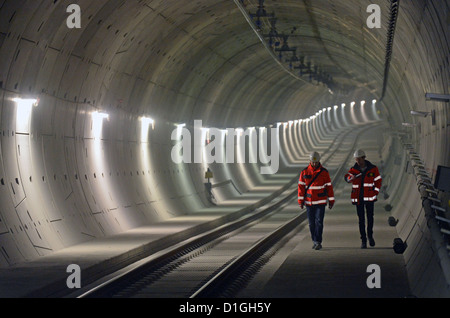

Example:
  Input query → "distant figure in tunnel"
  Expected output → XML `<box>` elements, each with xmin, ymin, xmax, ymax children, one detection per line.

<box><xmin>344</xmin><ymin>149</ymin><xmax>382</xmax><ymax>249</ymax></box>
<box><xmin>298</xmin><ymin>152</ymin><xmax>335</xmax><ymax>250</ymax></box>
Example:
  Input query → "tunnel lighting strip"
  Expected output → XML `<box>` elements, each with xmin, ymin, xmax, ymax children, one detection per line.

<box><xmin>92</xmin><ymin>111</ymin><xmax>109</xmax><ymax>139</ymax></box>
<box><xmin>251</xmin><ymin>99</ymin><xmax>376</xmax><ymax>131</ymax></box>
<box><xmin>140</xmin><ymin>117</ymin><xmax>154</xmax><ymax>142</ymax></box>
<box><xmin>12</xmin><ymin>98</ymin><xmax>39</xmax><ymax>106</ymax></box>
<box><xmin>13</xmin><ymin>97</ymin><xmax>39</xmax><ymax>130</ymax></box>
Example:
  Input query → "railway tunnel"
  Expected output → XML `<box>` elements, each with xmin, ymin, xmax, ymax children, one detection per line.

<box><xmin>0</xmin><ymin>0</ymin><xmax>449</xmax><ymax>299</ymax></box>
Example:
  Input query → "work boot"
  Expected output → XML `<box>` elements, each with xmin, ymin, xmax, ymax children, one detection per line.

<box><xmin>361</xmin><ymin>241</ymin><xmax>367</xmax><ymax>249</ymax></box>
<box><xmin>315</xmin><ymin>243</ymin><xmax>322</xmax><ymax>250</ymax></box>
<box><xmin>369</xmin><ymin>237</ymin><xmax>375</xmax><ymax>247</ymax></box>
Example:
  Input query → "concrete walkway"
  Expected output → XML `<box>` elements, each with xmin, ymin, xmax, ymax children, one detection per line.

<box><xmin>246</xmin><ymin>182</ymin><xmax>412</xmax><ymax>298</ymax></box>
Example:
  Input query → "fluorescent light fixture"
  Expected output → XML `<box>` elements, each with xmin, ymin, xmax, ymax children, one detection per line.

<box><xmin>334</xmin><ymin>105</ymin><xmax>339</xmax><ymax>110</ymax></box>
<box><xmin>341</xmin><ymin>103</ymin><xmax>346</xmax><ymax>107</ymax></box>
<box><xmin>140</xmin><ymin>116</ymin><xmax>154</xmax><ymax>126</ymax></box>
<box><xmin>92</xmin><ymin>111</ymin><xmax>109</xmax><ymax>138</ymax></box>
<box><xmin>425</xmin><ymin>93</ymin><xmax>450</xmax><ymax>102</ymax></box>
<box><xmin>14</xmin><ymin>97</ymin><xmax>39</xmax><ymax>131</ymax></box>
<box><xmin>327</xmin><ymin>107</ymin><xmax>332</xmax><ymax>111</ymax></box>
<box><xmin>92</xmin><ymin>111</ymin><xmax>109</xmax><ymax>120</ymax></box>
<box><xmin>361</xmin><ymin>101</ymin><xmax>366</xmax><ymax>106</ymax></box>
<box><xmin>13</xmin><ymin>98</ymin><xmax>39</xmax><ymax>107</ymax></box>
<box><xmin>175</xmin><ymin>123</ymin><xmax>186</xmax><ymax>139</ymax></box>
<box><xmin>140</xmin><ymin>117</ymin><xmax>154</xmax><ymax>142</ymax></box>
<box><xmin>402</xmin><ymin>123</ymin><xmax>417</xmax><ymax>127</ymax></box>
<box><xmin>351</xmin><ymin>102</ymin><xmax>356</xmax><ymax>107</ymax></box>
<box><xmin>203</xmin><ymin>128</ymin><xmax>210</xmax><ymax>142</ymax></box>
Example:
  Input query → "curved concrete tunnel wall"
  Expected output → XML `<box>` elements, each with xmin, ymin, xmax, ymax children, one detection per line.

<box><xmin>0</xmin><ymin>0</ymin><xmax>448</xmax><ymax>297</ymax></box>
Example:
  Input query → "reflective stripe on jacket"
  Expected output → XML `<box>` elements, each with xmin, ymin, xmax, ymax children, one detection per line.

<box><xmin>298</xmin><ymin>164</ymin><xmax>335</xmax><ymax>206</ymax></box>
<box><xmin>344</xmin><ymin>160</ymin><xmax>382</xmax><ymax>205</ymax></box>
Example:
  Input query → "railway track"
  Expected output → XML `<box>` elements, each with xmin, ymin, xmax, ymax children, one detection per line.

<box><xmin>78</xmin><ymin>185</ymin><xmax>300</xmax><ymax>298</ymax></box>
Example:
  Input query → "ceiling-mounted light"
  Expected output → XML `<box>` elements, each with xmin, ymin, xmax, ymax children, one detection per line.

<box><xmin>402</xmin><ymin>123</ymin><xmax>417</xmax><ymax>127</ymax></box>
<box><xmin>13</xmin><ymin>97</ymin><xmax>39</xmax><ymax>107</ymax></box>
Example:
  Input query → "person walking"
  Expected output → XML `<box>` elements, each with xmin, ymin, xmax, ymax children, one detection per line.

<box><xmin>344</xmin><ymin>149</ymin><xmax>382</xmax><ymax>249</ymax></box>
<box><xmin>298</xmin><ymin>152</ymin><xmax>335</xmax><ymax>250</ymax></box>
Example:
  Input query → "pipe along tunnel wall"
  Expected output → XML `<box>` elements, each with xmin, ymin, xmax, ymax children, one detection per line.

<box><xmin>0</xmin><ymin>0</ymin><xmax>448</xmax><ymax>297</ymax></box>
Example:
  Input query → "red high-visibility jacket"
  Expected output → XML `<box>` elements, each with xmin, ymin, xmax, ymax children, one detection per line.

<box><xmin>344</xmin><ymin>160</ymin><xmax>382</xmax><ymax>205</ymax></box>
<box><xmin>298</xmin><ymin>164</ymin><xmax>335</xmax><ymax>206</ymax></box>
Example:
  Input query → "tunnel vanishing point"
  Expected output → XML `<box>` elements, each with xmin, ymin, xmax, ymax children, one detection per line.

<box><xmin>0</xmin><ymin>0</ymin><xmax>449</xmax><ymax>298</ymax></box>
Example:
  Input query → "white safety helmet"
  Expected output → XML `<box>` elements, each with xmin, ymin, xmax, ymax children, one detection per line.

<box><xmin>310</xmin><ymin>151</ymin><xmax>321</xmax><ymax>163</ymax></box>
<box><xmin>354</xmin><ymin>149</ymin><xmax>366</xmax><ymax>158</ymax></box>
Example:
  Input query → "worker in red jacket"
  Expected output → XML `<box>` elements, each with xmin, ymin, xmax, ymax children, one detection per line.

<box><xmin>344</xmin><ymin>149</ymin><xmax>382</xmax><ymax>248</ymax></box>
<box><xmin>298</xmin><ymin>152</ymin><xmax>335</xmax><ymax>250</ymax></box>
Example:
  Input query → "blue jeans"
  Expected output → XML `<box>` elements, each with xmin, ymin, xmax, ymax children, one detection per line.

<box><xmin>306</xmin><ymin>205</ymin><xmax>326</xmax><ymax>244</ymax></box>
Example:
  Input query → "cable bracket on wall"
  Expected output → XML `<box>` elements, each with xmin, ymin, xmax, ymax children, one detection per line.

<box><xmin>234</xmin><ymin>0</ymin><xmax>334</xmax><ymax>94</ymax></box>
